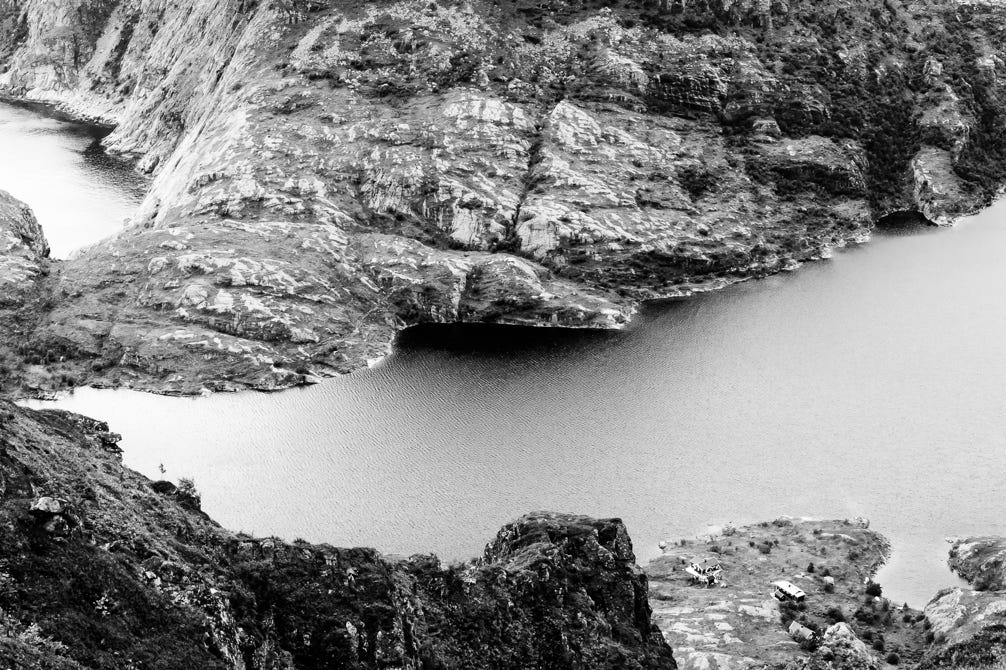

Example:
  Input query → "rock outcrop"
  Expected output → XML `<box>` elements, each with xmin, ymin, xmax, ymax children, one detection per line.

<box><xmin>646</xmin><ymin>518</ymin><xmax>929</xmax><ymax>670</ymax></box>
<box><xmin>0</xmin><ymin>400</ymin><xmax>675</xmax><ymax>669</ymax></box>
<box><xmin>0</xmin><ymin>189</ymin><xmax>51</xmax><ymax>391</ymax></box>
<box><xmin>914</xmin><ymin>536</ymin><xmax>1006</xmax><ymax>669</ymax></box>
<box><xmin>948</xmin><ymin>536</ymin><xmax>1006</xmax><ymax>591</ymax></box>
<box><xmin>0</xmin><ymin>0</ymin><xmax>1005</xmax><ymax>395</ymax></box>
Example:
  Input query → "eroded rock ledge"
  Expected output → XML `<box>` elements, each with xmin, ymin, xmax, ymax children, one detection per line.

<box><xmin>2</xmin><ymin>0</ymin><xmax>1006</xmax><ymax>394</ymax></box>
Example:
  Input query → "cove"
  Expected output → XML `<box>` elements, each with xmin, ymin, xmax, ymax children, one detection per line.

<box><xmin>7</xmin><ymin>99</ymin><xmax>1002</xmax><ymax>609</ymax></box>
<box><xmin>26</xmin><ymin>204</ymin><xmax>1006</xmax><ymax>608</ymax></box>
<box><xmin>0</xmin><ymin>101</ymin><xmax>145</xmax><ymax>258</ymax></box>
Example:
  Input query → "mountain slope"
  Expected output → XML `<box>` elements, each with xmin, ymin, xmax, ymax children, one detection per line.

<box><xmin>1</xmin><ymin>0</ymin><xmax>1005</xmax><ymax>393</ymax></box>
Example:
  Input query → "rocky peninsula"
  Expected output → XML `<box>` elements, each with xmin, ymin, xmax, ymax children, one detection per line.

<box><xmin>1</xmin><ymin>0</ymin><xmax>1006</xmax><ymax>394</ymax></box>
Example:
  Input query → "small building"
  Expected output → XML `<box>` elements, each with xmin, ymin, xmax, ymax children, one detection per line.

<box><xmin>788</xmin><ymin>621</ymin><xmax>817</xmax><ymax>642</ymax></box>
<box><xmin>772</xmin><ymin>580</ymin><xmax>807</xmax><ymax>602</ymax></box>
<box><xmin>685</xmin><ymin>561</ymin><xmax>723</xmax><ymax>587</ymax></box>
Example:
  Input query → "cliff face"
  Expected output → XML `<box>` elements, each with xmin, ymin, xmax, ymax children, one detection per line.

<box><xmin>0</xmin><ymin>400</ymin><xmax>674</xmax><ymax>669</ymax></box>
<box><xmin>2</xmin><ymin>0</ymin><xmax>1006</xmax><ymax>393</ymax></box>
<box><xmin>917</xmin><ymin>537</ymin><xmax>1006</xmax><ymax>670</ymax></box>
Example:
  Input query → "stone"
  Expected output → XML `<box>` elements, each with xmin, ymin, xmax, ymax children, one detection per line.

<box><xmin>30</xmin><ymin>497</ymin><xmax>68</xmax><ymax>516</ymax></box>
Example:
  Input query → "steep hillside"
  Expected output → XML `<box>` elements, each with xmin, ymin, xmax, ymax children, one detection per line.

<box><xmin>0</xmin><ymin>400</ymin><xmax>675</xmax><ymax>669</ymax></box>
<box><xmin>1</xmin><ymin>0</ymin><xmax>1005</xmax><ymax>394</ymax></box>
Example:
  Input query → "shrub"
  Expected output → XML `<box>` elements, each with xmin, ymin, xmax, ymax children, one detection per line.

<box><xmin>826</xmin><ymin>606</ymin><xmax>845</xmax><ymax>622</ymax></box>
<box><xmin>886</xmin><ymin>652</ymin><xmax>900</xmax><ymax>665</ymax></box>
<box><xmin>176</xmin><ymin>477</ymin><xmax>201</xmax><ymax>510</ymax></box>
<box><xmin>855</xmin><ymin>608</ymin><xmax>876</xmax><ymax>624</ymax></box>
<box><xmin>807</xmin><ymin>562</ymin><xmax>816</xmax><ymax>573</ymax></box>
<box><xmin>865</xmin><ymin>581</ymin><xmax>883</xmax><ymax>597</ymax></box>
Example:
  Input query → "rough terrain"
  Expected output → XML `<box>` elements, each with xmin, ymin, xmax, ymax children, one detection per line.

<box><xmin>2</xmin><ymin>0</ymin><xmax>1006</xmax><ymax>393</ymax></box>
<box><xmin>917</xmin><ymin>536</ymin><xmax>1006</xmax><ymax>670</ymax></box>
<box><xmin>646</xmin><ymin>519</ymin><xmax>930</xmax><ymax>670</ymax></box>
<box><xmin>0</xmin><ymin>400</ymin><xmax>675</xmax><ymax>669</ymax></box>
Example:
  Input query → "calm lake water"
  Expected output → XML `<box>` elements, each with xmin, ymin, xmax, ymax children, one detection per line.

<box><xmin>0</xmin><ymin>101</ymin><xmax>145</xmax><ymax>258</ymax></box>
<box><xmin>8</xmin><ymin>101</ymin><xmax>1000</xmax><ymax>609</ymax></box>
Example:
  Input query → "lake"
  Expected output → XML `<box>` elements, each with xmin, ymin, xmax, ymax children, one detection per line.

<box><xmin>8</xmin><ymin>101</ymin><xmax>999</xmax><ymax>609</ymax></box>
<box><xmin>0</xmin><ymin>101</ymin><xmax>145</xmax><ymax>258</ymax></box>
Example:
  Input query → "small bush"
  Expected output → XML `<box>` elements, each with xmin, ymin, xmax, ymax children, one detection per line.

<box><xmin>807</xmin><ymin>562</ymin><xmax>816</xmax><ymax>573</ymax></box>
<box><xmin>886</xmin><ymin>652</ymin><xmax>900</xmax><ymax>665</ymax></box>
<box><xmin>826</xmin><ymin>606</ymin><xmax>845</xmax><ymax>622</ymax></box>
<box><xmin>866</xmin><ymin>581</ymin><xmax>883</xmax><ymax>597</ymax></box>
<box><xmin>176</xmin><ymin>477</ymin><xmax>201</xmax><ymax>510</ymax></box>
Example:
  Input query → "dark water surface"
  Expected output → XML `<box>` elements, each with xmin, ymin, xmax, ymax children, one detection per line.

<box><xmin>0</xmin><ymin>101</ymin><xmax>145</xmax><ymax>257</ymax></box>
<box><xmin>11</xmin><ymin>102</ymin><xmax>1003</xmax><ymax>608</ymax></box>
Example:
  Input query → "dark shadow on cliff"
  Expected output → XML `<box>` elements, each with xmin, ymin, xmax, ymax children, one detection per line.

<box><xmin>393</xmin><ymin>297</ymin><xmax>709</xmax><ymax>359</ymax></box>
<box><xmin>393</xmin><ymin>321</ymin><xmax>624</xmax><ymax>356</ymax></box>
<box><xmin>874</xmin><ymin>211</ymin><xmax>941</xmax><ymax>237</ymax></box>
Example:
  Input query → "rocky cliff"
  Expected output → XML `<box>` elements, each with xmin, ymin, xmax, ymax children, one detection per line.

<box><xmin>1</xmin><ymin>0</ymin><xmax>1006</xmax><ymax>393</ymax></box>
<box><xmin>916</xmin><ymin>537</ymin><xmax>1006</xmax><ymax>670</ymax></box>
<box><xmin>0</xmin><ymin>400</ymin><xmax>675</xmax><ymax>669</ymax></box>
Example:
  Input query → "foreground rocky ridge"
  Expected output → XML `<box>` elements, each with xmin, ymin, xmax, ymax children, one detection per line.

<box><xmin>3</xmin><ymin>400</ymin><xmax>1004</xmax><ymax>670</ymax></box>
<box><xmin>0</xmin><ymin>400</ymin><xmax>675</xmax><ymax>669</ymax></box>
<box><xmin>1</xmin><ymin>0</ymin><xmax>1006</xmax><ymax>393</ymax></box>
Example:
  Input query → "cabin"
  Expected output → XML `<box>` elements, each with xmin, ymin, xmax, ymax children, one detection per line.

<box><xmin>685</xmin><ymin>561</ymin><xmax>723</xmax><ymax>587</ymax></box>
<box><xmin>788</xmin><ymin>621</ymin><xmax>817</xmax><ymax>642</ymax></box>
<box><xmin>772</xmin><ymin>580</ymin><xmax>807</xmax><ymax>602</ymax></box>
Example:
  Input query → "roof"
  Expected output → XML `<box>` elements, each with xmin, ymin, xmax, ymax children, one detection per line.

<box><xmin>788</xmin><ymin>621</ymin><xmax>816</xmax><ymax>639</ymax></box>
<box><xmin>772</xmin><ymin>580</ymin><xmax>807</xmax><ymax>597</ymax></box>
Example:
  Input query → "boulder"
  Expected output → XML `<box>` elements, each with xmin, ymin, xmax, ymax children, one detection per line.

<box><xmin>30</xmin><ymin>497</ymin><xmax>68</xmax><ymax>516</ymax></box>
<box><xmin>948</xmin><ymin>536</ymin><xmax>1006</xmax><ymax>591</ymax></box>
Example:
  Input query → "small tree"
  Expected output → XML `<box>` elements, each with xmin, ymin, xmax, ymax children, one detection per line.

<box><xmin>176</xmin><ymin>477</ymin><xmax>201</xmax><ymax>510</ymax></box>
